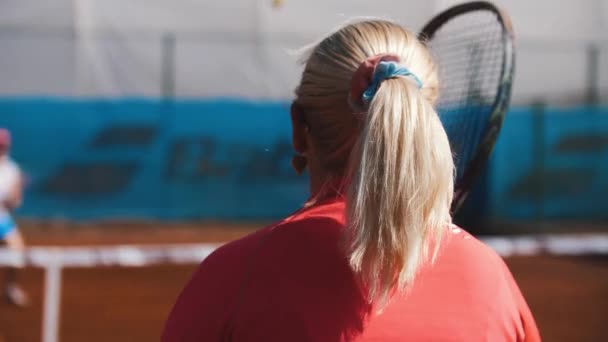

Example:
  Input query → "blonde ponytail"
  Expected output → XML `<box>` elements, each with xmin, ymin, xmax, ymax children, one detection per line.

<box><xmin>294</xmin><ymin>19</ymin><xmax>455</xmax><ymax>308</ymax></box>
<box><xmin>347</xmin><ymin>74</ymin><xmax>454</xmax><ymax>307</ymax></box>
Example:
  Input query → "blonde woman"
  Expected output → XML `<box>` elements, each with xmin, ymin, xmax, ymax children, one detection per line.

<box><xmin>163</xmin><ymin>19</ymin><xmax>540</xmax><ymax>341</ymax></box>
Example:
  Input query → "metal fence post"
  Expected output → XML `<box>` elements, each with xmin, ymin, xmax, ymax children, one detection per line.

<box><xmin>532</xmin><ymin>101</ymin><xmax>546</xmax><ymax>223</ymax></box>
<box><xmin>161</xmin><ymin>33</ymin><xmax>176</xmax><ymax>99</ymax></box>
<box><xmin>160</xmin><ymin>32</ymin><xmax>177</xmax><ymax>219</ymax></box>
<box><xmin>586</xmin><ymin>44</ymin><xmax>600</xmax><ymax>106</ymax></box>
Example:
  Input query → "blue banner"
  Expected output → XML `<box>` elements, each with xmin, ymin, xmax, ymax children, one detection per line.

<box><xmin>1</xmin><ymin>98</ymin><xmax>606</xmax><ymax>221</ymax></box>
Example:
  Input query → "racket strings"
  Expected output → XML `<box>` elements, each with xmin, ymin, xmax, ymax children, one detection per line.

<box><xmin>426</xmin><ymin>11</ymin><xmax>505</xmax><ymax>181</ymax></box>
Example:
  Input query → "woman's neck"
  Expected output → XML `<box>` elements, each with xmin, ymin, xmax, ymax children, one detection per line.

<box><xmin>307</xmin><ymin>161</ymin><xmax>347</xmax><ymax>203</ymax></box>
<box><xmin>307</xmin><ymin>154</ymin><xmax>329</xmax><ymax>197</ymax></box>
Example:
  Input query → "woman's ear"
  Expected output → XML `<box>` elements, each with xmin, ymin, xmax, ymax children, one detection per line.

<box><xmin>290</xmin><ymin>102</ymin><xmax>309</xmax><ymax>155</ymax></box>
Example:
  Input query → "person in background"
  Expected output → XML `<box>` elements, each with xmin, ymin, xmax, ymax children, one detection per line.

<box><xmin>0</xmin><ymin>128</ymin><xmax>28</xmax><ymax>307</ymax></box>
<box><xmin>162</xmin><ymin>19</ymin><xmax>540</xmax><ymax>341</ymax></box>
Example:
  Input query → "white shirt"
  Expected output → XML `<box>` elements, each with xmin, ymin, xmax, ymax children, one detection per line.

<box><xmin>0</xmin><ymin>156</ymin><xmax>20</xmax><ymax>218</ymax></box>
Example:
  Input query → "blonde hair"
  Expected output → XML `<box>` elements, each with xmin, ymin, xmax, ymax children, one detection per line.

<box><xmin>294</xmin><ymin>20</ymin><xmax>454</xmax><ymax>307</ymax></box>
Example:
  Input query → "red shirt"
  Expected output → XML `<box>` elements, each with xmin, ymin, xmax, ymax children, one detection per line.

<box><xmin>163</xmin><ymin>197</ymin><xmax>540</xmax><ymax>341</ymax></box>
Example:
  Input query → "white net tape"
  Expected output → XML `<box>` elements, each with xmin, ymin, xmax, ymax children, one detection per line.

<box><xmin>0</xmin><ymin>243</ymin><xmax>219</xmax><ymax>268</ymax></box>
<box><xmin>0</xmin><ymin>234</ymin><xmax>607</xmax><ymax>268</ymax></box>
<box><xmin>482</xmin><ymin>234</ymin><xmax>608</xmax><ymax>257</ymax></box>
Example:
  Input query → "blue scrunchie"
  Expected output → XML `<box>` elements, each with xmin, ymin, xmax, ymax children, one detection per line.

<box><xmin>361</xmin><ymin>61</ymin><xmax>423</xmax><ymax>104</ymax></box>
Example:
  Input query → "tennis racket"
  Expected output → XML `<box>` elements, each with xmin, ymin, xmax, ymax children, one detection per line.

<box><xmin>419</xmin><ymin>1</ymin><xmax>515</xmax><ymax>213</ymax></box>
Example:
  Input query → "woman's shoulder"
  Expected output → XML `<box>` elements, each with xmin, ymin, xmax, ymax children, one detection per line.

<box><xmin>162</xmin><ymin>224</ymin><xmax>282</xmax><ymax>340</ymax></box>
<box><xmin>435</xmin><ymin>226</ymin><xmax>540</xmax><ymax>341</ymax></box>
<box><xmin>202</xmin><ymin>199</ymin><xmax>346</xmax><ymax>272</ymax></box>
<box><xmin>412</xmin><ymin>224</ymin><xmax>524</xmax><ymax>316</ymax></box>
<box><xmin>442</xmin><ymin>225</ymin><xmax>508</xmax><ymax>269</ymax></box>
<box><xmin>432</xmin><ymin>225</ymin><xmax>526</xmax><ymax>317</ymax></box>
<box><xmin>368</xmin><ymin>226</ymin><xmax>535</xmax><ymax>341</ymax></box>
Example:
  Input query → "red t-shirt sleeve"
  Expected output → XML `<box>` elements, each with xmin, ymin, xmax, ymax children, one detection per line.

<box><xmin>445</xmin><ymin>232</ymin><xmax>542</xmax><ymax>342</ymax></box>
<box><xmin>161</xmin><ymin>249</ymin><xmax>233</xmax><ymax>341</ymax></box>
<box><xmin>161</xmin><ymin>228</ymin><xmax>268</xmax><ymax>341</ymax></box>
<box><xmin>502</xmin><ymin>260</ymin><xmax>542</xmax><ymax>342</ymax></box>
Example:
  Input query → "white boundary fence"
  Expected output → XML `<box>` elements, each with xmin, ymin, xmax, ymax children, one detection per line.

<box><xmin>1</xmin><ymin>234</ymin><xmax>608</xmax><ymax>342</ymax></box>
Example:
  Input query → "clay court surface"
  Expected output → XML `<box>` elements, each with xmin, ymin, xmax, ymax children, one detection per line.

<box><xmin>0</xmin><ymin>222</ymin><xmax>607</xmax><ymax>342</ymax></box>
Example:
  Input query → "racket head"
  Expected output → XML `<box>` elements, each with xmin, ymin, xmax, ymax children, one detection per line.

<box><xmin>418</xmin><ymin>1</ymin><xmax>515</xmax><ymax>213</ymax></box>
